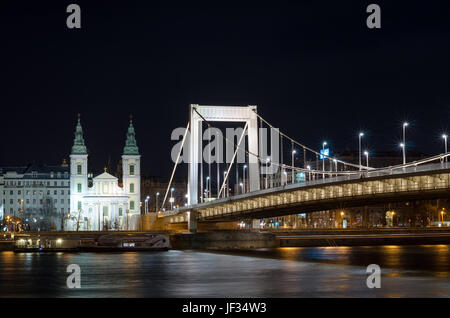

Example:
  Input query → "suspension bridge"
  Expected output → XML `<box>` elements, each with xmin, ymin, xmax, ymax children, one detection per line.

<box><xmin>156</xmin><ymin>105</ymin><xmax>450</xmax><ymax>232</ymax></box>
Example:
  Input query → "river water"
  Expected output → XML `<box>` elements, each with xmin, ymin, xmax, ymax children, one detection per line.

<box><xmin>0</xmin><ymin>245</ymin><xmax>449</xmax><ymax>297</ymax></box>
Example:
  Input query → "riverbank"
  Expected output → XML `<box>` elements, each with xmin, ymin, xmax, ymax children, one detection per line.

<box><xmin>1</xmin><ymin>228</ymin><xmax>450</xmax><ymax>251</ymax></box>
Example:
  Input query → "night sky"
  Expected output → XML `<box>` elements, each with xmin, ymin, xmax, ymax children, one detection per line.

<box><xmin>1</xmin><ymin>1</ymin><xmax>450</xmax><ymax>176</ymax></box>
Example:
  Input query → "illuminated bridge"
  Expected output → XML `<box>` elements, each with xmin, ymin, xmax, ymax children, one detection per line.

<box><xmin>157</xmin><ymin>105</ymin><xmax>450</xmax><ymax>232</ymax></box>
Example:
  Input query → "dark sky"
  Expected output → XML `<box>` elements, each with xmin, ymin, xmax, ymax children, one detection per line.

<box><xmin>1</xmin><ymin>0</ymin><xmax>450</xmax><ymax>176</ymax></box>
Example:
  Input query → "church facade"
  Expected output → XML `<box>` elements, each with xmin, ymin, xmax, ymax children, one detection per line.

<box><xmin>68</xmin><ymin>115</ymin><xmax>141</xmax><ymax>231</ymax></box>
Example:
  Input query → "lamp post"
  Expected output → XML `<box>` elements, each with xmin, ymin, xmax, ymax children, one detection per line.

<box><xmin>239</xmin><ymin>182</ymin><xmax>243</xmax><ymax>194</ymax></box>
<box><xmin>402</xmin><ymin>122</ymin><xmax>408</xmax><ymax>165</ymax></box>
<box><xmin>359</xmin><ymin>132</ymin><xmax>364</xmax><ymax>171</ymax></box>
<box><xmin>145</xmin><ymin>195</ymin><xmax>150</xmax><ymax>214</ymax></box>
<box><xmin>206</xmin><ymin>176</ymin><xmax>210</xmax><ymax>199</ymax></box>
<box><xmin>443</xmin><ymin>134</ymin><xmax>448</xmax><ymax>162</ymax></box>
<box><xmin>322</xmin><ymin>142</ymin><xmax>327</xmax><ymax>178</ymax></box>
<box><xmin>155</xmin><ymin>192</ymin><xmax>160</xmax><ymax>213</ymax></box>
<box><xmin>307</xmin><ymin>165</ymin><xmax>311</xmax><ymax>181</ymax></box>
<box><xmin>291</xmin><ymin>150</ymin><xmax>296</xmax><ymax>184</ymax></box>
<box><xmin>364</xmin><ymin>151</ymin><xmax>369</xmax><ymax>169</ymax></box>
<box><xmin>265</xmin><ymin>157</ymin><xmax>270</xmax><ymax>189</ymax></box>
<box><xmin>243</xmin><ymin>165</ymin><xmax>247</xmax><ymax>193</ymax></box>
<box><xmin>170</xmin><ymin>188</ymin><xmax>174</xmax><ymax>210</ymax></box>
<box><xmin>400</xmin><ymin>143</ymin><xmax>405</xmax><ymax>165</ymax></box>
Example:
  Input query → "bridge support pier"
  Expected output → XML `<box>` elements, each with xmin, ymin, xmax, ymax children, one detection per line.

<box><xmin>188</xmin><ymin>211</ymin><xmax>198</xmax><ymax>233</ymax></box>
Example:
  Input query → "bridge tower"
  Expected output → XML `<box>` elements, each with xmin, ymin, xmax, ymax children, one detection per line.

<box><xmin>188</xmin><ymin>105</ymin><xmax>260</xmax><ymax>232</ymax></box>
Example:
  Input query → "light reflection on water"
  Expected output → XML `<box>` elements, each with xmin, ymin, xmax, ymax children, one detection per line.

<box><xmin>0</xmin><ymin>245</ymin><xmax>449</xmax><ymax>297</ymax></box>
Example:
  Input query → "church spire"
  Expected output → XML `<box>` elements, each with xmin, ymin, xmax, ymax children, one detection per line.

<box><xmin>71</xmin><ymin>113</ymin><xmax>87</xmax><ymax>155</ymax></box>
<box><xmin>123</xmin><ymin>115</ymin><xmax>139</xmax><ymax>155</ymax></box>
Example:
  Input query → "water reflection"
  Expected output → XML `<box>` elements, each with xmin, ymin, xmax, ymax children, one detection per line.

<box><xmin>0</xmin><ymin>245</ymin><xmax>448</xmax><ymax>297</ymax></box>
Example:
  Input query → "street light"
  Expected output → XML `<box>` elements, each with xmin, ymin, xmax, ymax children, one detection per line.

<box><xmin>402</xmin><ymin>122</ymin><xmax>408</xmax><ymax>165</ymax></box>
<box><xmin>265</xmin><ymin>157</ymin><xmax>271</xmax><ymax>189</ymax></box>
<box><xmin>291</xmin><ymin>150</ymin><xmax>296</xmax><ymax>184</ymax></box>
<box><xmin>443</xmin><ymin>134</ymin><xmax>448</xmax><ymax>162</ymax></box>
<box><xmin>145</xmin><ymin>195</ymin><xmax>150</xmax><ymax>214</ymax></box>
<box><xmin>155</xmin><ymin>192</ymin><xmax>160</xmax><ymax>213</ymax></box>
<box><xmin>307</xmin><ymin>165</ymin><xmax>311</xmax><ymax>181</ymax></box>
<box><xmin>359</xmin><ymin>132</ymin><xmax>364</xmax><ymax>171</ymax></box>
<box><xmin>239</xmin><ymin>182</ymin><xmax>243</xmax><ymax>193</ymax></box>
<box><xmin>364</xmin><ymin>151</ymin><xmax>369</xmax><ymax>169</ymax></box>
<box><xmin>206</xmin><ymin>176</ymin><xmax>210</xmax><ymax>199</ymax></box>
<box><xmin>170</xmin><ymin>188</ymin><xmax>174</xmax><ymax>210</ymax></box>
<box><xmin>322</xmin><ymin>142</ymin><xmax>327</xmax><ymax>178</ymax></box>
<box><xmin>243</xmin><ymin>165</ymin><xmax>247</xmax><ymax>193</ymax></box>
<box><xmin>400</xmin><ymin>143</ymin><xmax>405</xmax><ymax>165</ymax></box>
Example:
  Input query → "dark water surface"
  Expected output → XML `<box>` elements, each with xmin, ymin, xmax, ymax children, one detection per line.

<box><xmin>0</xmin><ymin>245</ymin><xmax>449</xmax><ymax>297</ymax></box>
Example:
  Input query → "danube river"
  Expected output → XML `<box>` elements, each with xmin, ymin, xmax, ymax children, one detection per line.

<box><xmin>0</xmin><ymin>245</ymin><xmax>449</xmax><ymax>297</ymax></box>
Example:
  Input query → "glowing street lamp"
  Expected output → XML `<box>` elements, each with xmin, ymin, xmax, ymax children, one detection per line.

<box><xmin>243</xmin><ymin>165</ymin><xmax>247</xmax><ymax>193</ymax></box>
<box><xmin>322</xmin><ymin>142</ymin><xmax>327</xmax><ymax>178</ymax></box>
<box><xmin>364</xmin><ymin>151</ymin><xmax>369</xmax><ymax>168</ymax></box>
<box><xmin>291</xmin><ymin>149</ymin><xmax>296</xmax><ymax>184</ymax></box>
<box><xmin>359</xmin><ymin>132</ymin><xmax>364</xmax><ymax>171</ymax></box>
<box><xmin>443</xmin><ymin>134</ymin><xmax>448</xmax><ymax>162</ymax></box>
<box><xmin>155</xmin><ymin>192</ymin><xmax>160</xmax><ymax>213</ymax></box>
<box><xmin>402</xmin><ymin>122</ymin><xmax>408</xmax><ymax>165</ymax></box>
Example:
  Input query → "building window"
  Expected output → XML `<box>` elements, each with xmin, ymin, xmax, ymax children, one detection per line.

<box><xmin>119</xmin><ymin>208</ymin><xmax>123</xmax><ymax>216</ymax></box>
<box><xmin>77</xmin><ymin>201</ymin><xmax>82</xmax><ymax>211</ymax></box>
<box><xmin>77</xmin><ymin>183</ymin><xmax>82</xmax><ymax>193</ymax></box>
<box><xmin>130</xmin><ymin>183</ymin><xmax>134</xmax><ymax>193</ymax></box>
<box><xmin>103</xmin><ymin>206</ymin><xmax>108</xmax><ymax>217</ymax></box>
<box><xmin>54</xmin><ymin>190</ymin><xmax>57</xmax><ymax>195</ymax></box>
<box><xmin>130</xmin><ymin>165</ymin><xmax>135</xmax><ymax>176</ymax></box>
<box><xmin>77</xmin><ymin>165</ymin><xmax>82</xmax><ymax>175</ymax></box>
<box><xmin>130</xmin><ymin>201</ymin><xmax>135</xmax><ymax>210</ymax></box>
<box><xmin>61</xmin><ymin>190</ymin><xmax>64</xmax><ymax>195</ymax></box>
<box><xmin>18</xmin><ymin>190</ymin><xmax>21</xmax><ymax>195</ymax></box>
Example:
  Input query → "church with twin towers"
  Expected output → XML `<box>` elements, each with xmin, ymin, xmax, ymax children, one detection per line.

<box><xmin>68</xmin><ymin>115</ymin><xmax>141</xmax><ymax>231</ymax></box>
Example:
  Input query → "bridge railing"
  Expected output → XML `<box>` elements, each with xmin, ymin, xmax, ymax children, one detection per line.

<box><xmin>162</xmin><ymin>160</ymin><xmax>450</xmax><ymax>216</ymax></box>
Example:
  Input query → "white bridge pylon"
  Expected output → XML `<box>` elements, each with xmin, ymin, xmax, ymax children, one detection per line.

<box><xmin>188</xmin><ymin>104</ymin><xmax>260</xmax><ymax>206</ymax></box>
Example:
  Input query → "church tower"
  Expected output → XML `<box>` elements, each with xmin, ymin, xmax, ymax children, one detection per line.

<box><xmin>122</xmin><ymin>116</ymin><xmax>141</xmax><ymax>221</ymax></box>
<box><xmin>70</xmin><ymin>114</ymin><xmax>88</xmax><ymax>216</ymax></box>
